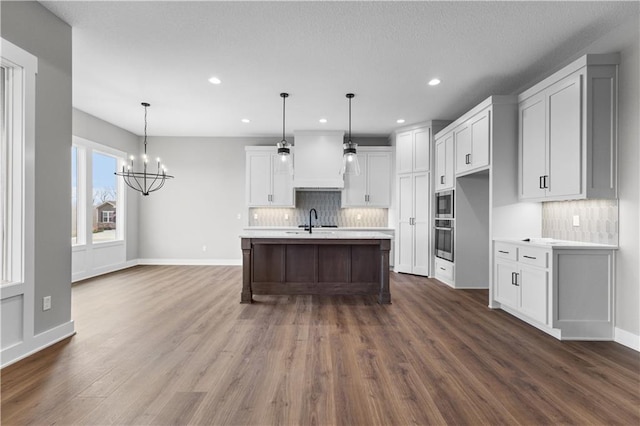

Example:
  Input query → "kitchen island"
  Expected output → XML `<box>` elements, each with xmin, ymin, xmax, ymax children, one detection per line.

<box><xmin>240</xmin><ymin>230</ymin><xmax>392</xmax><ymax>304</ymax></box>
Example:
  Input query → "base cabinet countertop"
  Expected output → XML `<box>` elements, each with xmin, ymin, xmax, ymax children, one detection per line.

<box><xmin>240</xmin><ymin>231</ymin><xmax>391</xmax><ymax>304</ymax></box>
<box><xmin>492</xmin><ymin>238</ymin><xmax>617</xmax><ymax>340</ymax></box>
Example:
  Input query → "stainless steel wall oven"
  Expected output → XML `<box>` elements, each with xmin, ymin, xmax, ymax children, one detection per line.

<box><xmin>434</xmin><ymin>219</ymin><xmax>454</xmax><ymax>262</ymax></box>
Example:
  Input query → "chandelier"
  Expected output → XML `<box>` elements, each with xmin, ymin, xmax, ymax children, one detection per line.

<box><xmin>115</xmin><ymin>102</ymin><xmax>174</xmax><ymax>195</ymax></box>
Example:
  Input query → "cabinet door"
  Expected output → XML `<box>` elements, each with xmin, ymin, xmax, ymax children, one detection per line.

<box><xmin>435</xmin><ymin>134</ymin><xmax>454</xmax><ymax>192</ymax></box>
<box><xmin>247</xmin><ymin>152</ymin><xmax>271</xmax><ymax>206</ymax></box>
<box><xmin>470</xmin><ymin>110</ymin><xmax>490</xmax><ymax>170</ymax></box>
<box><xmin>455</xmin><ymin>124</ymin><xmax>471</xmax><ymax>174</ymax></box>
<box><xmin>342</xmin><ymin>156</ymin><xmax>368</xmax><ymax>207</ymax></box>
<box><xmin>367</xmin><ymin>152</ymin><xmax>392</xmax><ymax>207</ymax></box>
<box><xmin>395</xmin><ymin>174</ymin><xmax>414</xmax><ymax>273</ymax></box>
<box><xmin>519</xmin><ymin>95</ymin><xmax>547</xmax><ymax>199</ymax></box>
<box><xmin>495</xmin><ymin>260</ymin><xmax>518</xmax><ymax>309</ymax></box>
<box><xmin>396</xmin><ymin>131</ymin><xmax>413</xmax><ymax>174</ymax></box>
<box><xmin>519</xmin><ymin>265</ymin><xmax>548</xmax><ymax>324</ymax></box>
<box><xmin>271</xmin><ymin>154</ymin><xmax>295</xmax><ymax>206</ymax></box>
<box><xmin>547</xmin><ymin>72</ymin><xmax>582</xmax><ymax>199</ymax></box>
<box><xmin>413</xmin><ymin>127</ymin><xmax>431</xmax><ymax>172</ymax></box>
<box><xmin>412</xmin><ymin>172</ymin><xmax>430</xmax><ymax>276</ymax></box>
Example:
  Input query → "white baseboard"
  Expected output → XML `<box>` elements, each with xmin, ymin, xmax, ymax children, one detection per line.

<box><xmin>138</xmin><ymin>258</ymin><xmax>242</xmax><ymax>266</ymax></box>
<box><xmin>614</xmin><ymin>327</ymin><xmax>640</xmax><ymax>351</ymax></box>
<box><xmin>72</xmin><ymin>259</ymin><xmax>139</xmax><ymax>283</ymax></box>
<box><xmin>1</xmin><ymin>320</ymin><xmax>75</xmax><ymax>369</ymax></box>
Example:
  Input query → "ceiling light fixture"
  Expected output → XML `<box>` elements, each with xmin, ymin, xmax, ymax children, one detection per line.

<box><xmin>115</xmin><ymin>102</ymin><xmax>174</xmax><ymax>196</ymax></box>
<box><xmin>428</xmin><ymin>78</ymin><xmax>441</xmax><ymax>86</ymax></box>
<box><xmin>319</xmin><ymin>118</ymin><xmax>327</xmax><ymax>124</ymax></box>
<box><xmin>241</xmin><ymin>118</ymin><xmax>251</xmax><ymax>123</ymax></box>
<box><xmin>275</xmin><ymin>92</ymin><xmax>293</xmax><ymax>175</ymax></box>
<box><xmin>208</xmin><ymin>76</ymin><xmax>221</xmax><ymax>85</ymax></box>
<box><xmin>341</xmin><ymin>93</ymin><xmax>360</xmax><ymax>176</ymax></box>
<box><xmin>397</xmin><ymin>119</ymin><xmax>406</xmax><ymax>124</ymax></box>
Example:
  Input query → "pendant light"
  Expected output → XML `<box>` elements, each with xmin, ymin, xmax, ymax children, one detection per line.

<box><xmin>115</xmin><ymin>102</ymin><xmax>174</xmax><ymax>196</ymax></box>
<box><xmin>341</xmin><ymin>93</ymin><xmax>361</xmax><ymax>176</ymax></box>
<box><xmin>275</xmin><ymin>92</ymin><xmax>293</xmax><ymax>175</ymax></box>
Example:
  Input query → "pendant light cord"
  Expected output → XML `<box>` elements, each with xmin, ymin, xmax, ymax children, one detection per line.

<box><xmin>142</xmin><ymin>102</ymin><xmax>149</xmax><ymax>155</ymax></box>
<box><xmin>282</xmin><ymin>94</ymin><xmax>286</xmax><ymax>142</ymax></box>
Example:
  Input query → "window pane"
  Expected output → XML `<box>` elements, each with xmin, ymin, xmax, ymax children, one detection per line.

<box><xmin>71</xmin><ymin>146</ymin><xmax>78</xmax><ymax>245</ymax></box>
<box><xmin>92</xmin><ymin>152</ymin><xmax>118</xmax><ymax>242</ymax></box>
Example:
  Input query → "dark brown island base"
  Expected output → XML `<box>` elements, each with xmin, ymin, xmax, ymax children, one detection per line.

<box><xmin>240</xmin><ymin>231</ymin><xmax>392</xmax><ymax>304</ymax></box>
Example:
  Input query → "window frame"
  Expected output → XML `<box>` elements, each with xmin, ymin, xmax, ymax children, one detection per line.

<box><xmin>72</xmin><ymin>137</ymin><xmax>126</xmax><ymax>247</ymax></box>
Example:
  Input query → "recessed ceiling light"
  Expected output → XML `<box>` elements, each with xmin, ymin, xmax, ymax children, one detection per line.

<box><xmin>319</xmin><ymin>118</ymin><xmax>327</xmax><ymax>123</ymax></box>
<box><xmin>397</xmin><ymin>119</ymin><xmax>406</xmax><ymax>124</ymax></box>
<box><xmin>241</xmin><ymin>118</ymin><xmax>250</xmax><ymax>123</ymax></box>
<box><xmin>208</xmin><ymin>76</ymin><xmax>222</xmax><ymax>85</ymax></box>
<box><xmin>428</xmin><ymin>78</ymin><xmax>441</xmax><ymax>86</ymax></box>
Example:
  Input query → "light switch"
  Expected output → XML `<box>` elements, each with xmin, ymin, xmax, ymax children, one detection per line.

<box><xmin>573</xmin><ymin>215</ymin><xmax>580</xmax><ymax>227</ymax></box>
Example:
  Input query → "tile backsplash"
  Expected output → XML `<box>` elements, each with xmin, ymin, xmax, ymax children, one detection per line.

<box><xmin>249</xmin><ymin>191</ymin><xmax>388</xmax><ymax>227</ymax></box>
<box><xmin>542</xmin><ymin>199</ymin><xmax>618</xmax><ymax>245</ymax></box>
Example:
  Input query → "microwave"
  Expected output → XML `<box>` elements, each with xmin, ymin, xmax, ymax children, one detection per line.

<box><xmin>435</xmin><ymin>190</ymin><xmax>454</xmax><ymax>218</ymax></box>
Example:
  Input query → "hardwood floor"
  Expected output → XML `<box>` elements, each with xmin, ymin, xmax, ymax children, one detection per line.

<box><xmin>2</xmin><ymin>265</ymin><xmax>638</xmax><ymax>425</ymax></box>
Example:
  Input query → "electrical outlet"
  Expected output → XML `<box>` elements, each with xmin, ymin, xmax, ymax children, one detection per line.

<box><xmin>573</xmin><ymin>215</ymin><xmax>580</xmax><ymax>227</ymax></box>
<box><xmin>43</xmin><ymin>296</ymin><xmax>51</xmax><ymax>311</ymax></box>
<box><xmin>202</xmin><ymin>245</ymin><xmax>207</xmax><ymax>252</ymax></box>
<box><xmin>356</xmin><ymin>214</ymin><xmax>362</xmax><ymax>221</ymax></box>
<box><xmin>236</xmin><ymin>213</ymin><xmax>241</xmax><ymax>220</ymax></box>
<box><xmin>253</xmin><ymin>213</ymin><xmax>258</xmax><ymax>220</ymax></box>
<box><xmin>284</xmin><ymin>213</ymin><xmax>289</xmax><ymax>220</ymax></box>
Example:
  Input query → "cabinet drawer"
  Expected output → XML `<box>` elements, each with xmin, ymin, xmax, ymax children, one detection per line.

<box><xmin>519</xmin><ymin>246</ymin><xmax>549</xmax><ymax>268</ymax></box>
<box><xmin>495</xmin><ymin>242</ymin><xmax>517</xmax><ymax>261</ymax></box>
<box><xmin>434</xmin><ymin>258</ymin><xmax>454</xmax><ymax>282</ymax></box>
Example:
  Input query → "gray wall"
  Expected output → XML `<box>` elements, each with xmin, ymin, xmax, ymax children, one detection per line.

<box><xmin>73</xmin><ymin>108</ymin><xmax>140</xmax><ymax>260</ymax></box>
<box><xmin>138</xmin><ymin>137</ymin><xmax>273</xmax><ymax>261</ymax></box>
<box><xmin>1</xmin><ymin>2</ymin><xmax>72</xmax><ymax>334</ymax></box>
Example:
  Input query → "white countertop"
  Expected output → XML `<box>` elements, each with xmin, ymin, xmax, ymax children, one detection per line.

<box><xmin>494</xmin><ymin>238</ymin><xmax>618</xmax><ymax>250</ymax></box>
<box><xmin>240</xmin><ymin>230</ymin><xmax>392</xmax><ymax>239</ymax></box>
<box><xmin>245</xmin><ymin>226</ymin><xmax>395</xmax><ymax>232</ymax></box>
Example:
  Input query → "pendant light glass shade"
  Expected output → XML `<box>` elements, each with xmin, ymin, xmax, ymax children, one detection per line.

<box><xmin>274</xmin><ymin>92</ymin><xmax>293</xmax><ymax>175</ymax></box>
<box><xmin>340</xmin><ymin>93</ymin><xmax>361</xmax><ymax>176</ymax></box>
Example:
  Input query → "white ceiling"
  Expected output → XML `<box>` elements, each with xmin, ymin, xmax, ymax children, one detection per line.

<box><xmin>40</xmin><ymin>1</ymin><xmax>637</xmax><ymax>138</ymax></box>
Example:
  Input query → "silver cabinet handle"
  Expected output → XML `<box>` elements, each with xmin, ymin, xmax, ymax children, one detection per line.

<box><xmin>523</xmin><ymin>255</ymin><xmax>536</xmax><ymax>260</ymax></box>
<box><xmin>440</xmin><ymin>175</ymin><xmax>445</xmax><ymax>184</ymax></box>
<box><xmin>498</xmin><ymin>250</ymin><xmax>509</xmax><ymax>254</ymax></box>
<box><xmin>465</xmin><ymin>153</ymin><xmax>471</xmax><ymax>165</ymax></box>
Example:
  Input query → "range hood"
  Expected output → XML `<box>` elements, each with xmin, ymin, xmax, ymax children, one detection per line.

<box><xmin>293</xmin><ymin>130</ymin><xmax>345</xmax><ymax>189</ymax></box>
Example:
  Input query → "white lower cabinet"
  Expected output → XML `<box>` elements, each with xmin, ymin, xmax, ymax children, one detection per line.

<box><xmin>492</xmin><ymin>240</ymin><xmax>615</xmax><ymax>340</ymax></box>
<box><xmin>434</xmin><ymin>257</ymin><xmax>454</xmax><ymax>287</ymax></box>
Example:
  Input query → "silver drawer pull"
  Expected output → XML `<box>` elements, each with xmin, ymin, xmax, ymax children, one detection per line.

<box><xmin>498</xmin><ymin>250</ymin><xmax>509</xmax><ymax>254</ymax></box>
<box><xmin>440</xmin><ymin>267</ymin><xmax>446</xmax><ymax>271</ymax></box>
<box><xmin>523</xmin><ymin>255</ymin><xmax>537</xmax><ymax>260</ymax></box>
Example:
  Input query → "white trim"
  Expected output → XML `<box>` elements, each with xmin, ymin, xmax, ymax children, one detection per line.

<box><xmin>138</xmin><ymin>258</ymin><xmax>242</xmax><ymax>266</ymax></box>
<box><xmin>1</xmin><ymin>320</ymin><xmax>75</xmax><ymax>369</ymax></box>
<box><xmin>72</xmin><ymin>259</ymin><xmax>138</xmax><ymax>283</ymax></box>
<box><xmin>614</xmin><ymin>328</ymin><xmax>640</xmax><ymax>352</ymax></box>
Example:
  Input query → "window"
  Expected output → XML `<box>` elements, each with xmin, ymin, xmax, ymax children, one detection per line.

<box><xmin>92</xmin><ymin>151</ymin><xmax>118</xmax><ymax>242</ymax></box>
<box><xmin>101</xmin><ymin>210</ymin><xmax>115</xmax><ymax>223</ymax></box>
<box><xmin>0</xmin><ymin>40</ymin><xmax>34</xmax><ymax>286</ymax></box>
<box><xmin>71</xmin><ymin>146</ymin><xmax>78</xmax><ymax>244</ymax></box>
<box><xmin>71</xmin><ymin>139</ymin><xmax>125</xmax><ymax>246</ymax></box>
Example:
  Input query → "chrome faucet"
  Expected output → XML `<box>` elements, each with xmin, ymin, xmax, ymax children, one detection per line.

<box><xmin>309</xmin><ymin>208</ymin><xmax>318</xmax><ymax>234</ymax></box>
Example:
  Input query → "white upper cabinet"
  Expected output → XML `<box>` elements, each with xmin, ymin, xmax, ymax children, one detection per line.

<box><xmin>342</xmin><ymin>147</ymin><xmax>392</xmax><ymax>207</ymax></box>
<box><xmin>455</xmin><ymin>109</ymin><xmax>490</xmax><ymax>176</ymax></box>
<box><xmin>518</xmin><ymin>54</ymin><xmax>619</xmax><ymax>201</ymax></box>
<box><xmin>434</xmin><ymin>132</ymin><xmax>454</xmax><ymax>192</ymax></box>
<box><xmin>396</xmin><ymin>127</ymin><xmax>430</xmax><ymax>174</ymax></box>
<box><xmin>246</xmin><ymin>147</ymin><xmax>295</xmax><ymax>207</ymax></box>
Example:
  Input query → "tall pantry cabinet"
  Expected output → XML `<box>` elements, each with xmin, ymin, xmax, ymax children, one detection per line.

<box><xmin>394</xmin><ymin>122</ymin><xmax>448</xmax><ymax>276</ymax></box>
